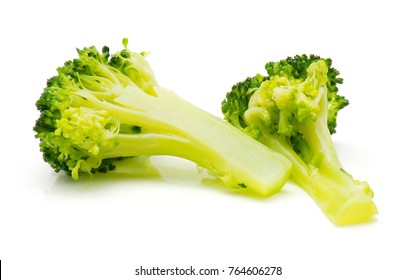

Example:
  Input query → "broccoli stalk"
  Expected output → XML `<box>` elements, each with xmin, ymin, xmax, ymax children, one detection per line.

<box><xmin>222</xmin><ymin>55</ymin><xmax>377</xmax><ymax>225</ymax></box>
<box><xmin>34</xmin><ymin>39</ymin><xmax>292</xmax><ymax>196</ymax></box>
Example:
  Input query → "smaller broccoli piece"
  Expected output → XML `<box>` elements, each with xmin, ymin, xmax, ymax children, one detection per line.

<box><xmin>34</xmin><ymin>39</ymin><xmax>292</xmax><ymax>196</ymax></box>
<box><xmin>222</xmin><ymin>54</ymin><xmax>377</xmax><ymax>225</ymax></box>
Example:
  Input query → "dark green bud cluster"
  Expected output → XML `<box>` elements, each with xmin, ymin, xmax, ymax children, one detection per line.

<box><xmin>221</xmin><ymin>74</ymin><xmax>266</xmax><ymax>129</ymax></box>
<box><xmin>222</xmin><ymin>54</ymin><xmax>347</xmax><ymax>135</ymax></box>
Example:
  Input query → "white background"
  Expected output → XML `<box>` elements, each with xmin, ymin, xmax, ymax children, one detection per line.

<box><xmin>1</xmin><ymin>0</ymin><xmax>414</xmax><ymax>279</ymax></box>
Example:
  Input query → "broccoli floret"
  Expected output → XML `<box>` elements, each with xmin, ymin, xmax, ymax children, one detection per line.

<box><xmin>222</xmin><ymin>55</ymin><xmax>377</xmax><ymax>225</ymax></box>
<box><xmin>34</xmin><ymin>39</ymin><xmax>292</xmax><ymax>196</ymax></box>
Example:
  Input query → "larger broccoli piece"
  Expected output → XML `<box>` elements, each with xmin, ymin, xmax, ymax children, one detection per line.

<box><xmin>222</xmin><ymin>54</ymin><xmax>377</xmax><ymax>225</ymax></box>
<box><xmin>34</xmin><ymin>39</ymin><xmax>292</xmax><ymax>196</ymax></box>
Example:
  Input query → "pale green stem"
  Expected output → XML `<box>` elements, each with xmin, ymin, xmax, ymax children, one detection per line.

<box><xmin>259</xmin><ymin>133</ymin><xmax>377</xmax><ymax>225</ymax></box>
<box><xmin>84</xmin><ymin>86</ymin><xmax>292</xmax><ymax>196</ymax></box>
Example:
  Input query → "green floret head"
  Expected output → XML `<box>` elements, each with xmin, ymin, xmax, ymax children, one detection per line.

<box><xmin>222</xmin><ymin>55</ymin><xmax>347</xmax><ymax>164</ymax></box>
<box><xmin>222</xmin><ymin>54</ymin><xmax>347</xmax><ymax>137</ymax></box>
<box><xmin>265</xmin><ymin>55</ymin><xmax>347</xmax><ymax>134</ymax></box>
<box><xmin>243</xmin><ymin>59</ymin><xmax>329</xmax><ymax>162</ymax></box>
<box><xmin>34</xmin><ymin>70</ymin><xmax>121</xmax><ymax>179</ymax></box>
<box><xmin>33</xmin><ymin>40</ymin><xmax>154</xmax><ymax>179</ymax></box>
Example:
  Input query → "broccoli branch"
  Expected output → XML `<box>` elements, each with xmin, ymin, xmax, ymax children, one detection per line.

<box><xmin>34</xmin><ymin>40</ymin><xmax>292</xmax><ymax>196</ymax></box>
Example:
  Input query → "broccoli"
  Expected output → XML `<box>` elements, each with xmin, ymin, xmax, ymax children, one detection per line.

<box><xmin>222</xmin><ymin>54</ymin><xmax>378</xmax><ymax>225</ymax></box>
<box><xmin>34</xmin><ymin>39</ymin><xmax>292</xmax><ymax>196</ymax></box>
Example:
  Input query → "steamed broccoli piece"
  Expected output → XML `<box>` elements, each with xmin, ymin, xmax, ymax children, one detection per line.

<box><xmin>34</xmin><ymin>39</ymin><xmax>292</xmax><ymax>196</ymax></box>
<box><xmin>222</xmin><ymin>54</ymin><xmax>377</xmax><ymax>225</ymax></box>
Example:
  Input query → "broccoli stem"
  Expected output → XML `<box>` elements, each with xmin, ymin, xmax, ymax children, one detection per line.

<box><xmin>97</xmin><ymin>86</ymin><xmax>292</xmax><ymax>196</ymax></box>
<box><xmin>254</xmin><ymin>89</ymin><xmax>377</xmax><ymax>224</ymax></box>
<box><xmin>102</xmin><ymin>132</ymin><xmax>216</xmax><ymax>170</ymax></box>
<box><xmin>301</xmin><ymin>170</ymin><xmax>377</xmax><ymax>225</ymax></box>
<box><xmin>259</xmin><ymin>131</ymin><xmax>377</xmax><ymax>225</ymax></box>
